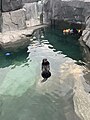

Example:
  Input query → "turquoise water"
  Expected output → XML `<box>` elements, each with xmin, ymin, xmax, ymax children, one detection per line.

<box><xmin>0</xmin><ymin>26</ymin><xmax>84</xmax><ymax>120</ymax></box>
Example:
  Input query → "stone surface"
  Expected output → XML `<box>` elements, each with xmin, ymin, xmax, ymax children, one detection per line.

<box><xmin>43</xmin><ymin>0</ymin><xmax>62</xmax><ymax>21</ymax></box>
<box><xmin>2</xmin><ymin>9</ymin><xmax>26</xmax><ymax>32</ymax></box>
<box><xmin>82</xmin><ymin>30</ymin><xmax>90</xmax><ymax>42</ymax></box>
<box><xmin>23</xmin><ymin>2</ymin><xmax>41</xmax><ymax>27</ymax></box>
<box><xmin>0</xmin><ymin>0</ymin><xmax>1</xmax><ymax>32</ymax></box>
<box><xmin>86</xmin><ymin>34</ymin><xmax>90</xmax><ymax>48</ymax></box>
<box><xmin>0</xmin><ymin>25</ymin><xmax>47</xmax><ymax>50</ymax></box>
<box><xmin>0</xmin><ymin>0</ymin><xmax>1</xmax><ymax>10</ymax></box>
<box><xmin>22</xmin><ymin>0</ymin><xmax>38</xmax><ymax>3</ymax></box>
<box><xmin>86</xmin><ymin>17</ymin><xmax>90</xmax><ymax>28</ymax></box>
<box><xmin>2</xmin><ymin>0</ymin><xmax>23</xmax><ymax>12</ymax></box>
<box><xmin>82</xmin><ymin>2</ymin><xmax>90</xmax><ymax>48</ymax></box>
<box><xmin>43</xmin><ymin>0</ymin><xmax>85</xmax><ymax>23</ymax></box>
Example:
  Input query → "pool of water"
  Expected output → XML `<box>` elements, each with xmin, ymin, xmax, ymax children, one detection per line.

<box><xmin>0</xmin><ymin>26</ymin><xmax>84</xmax><ymax>120</ymax></box>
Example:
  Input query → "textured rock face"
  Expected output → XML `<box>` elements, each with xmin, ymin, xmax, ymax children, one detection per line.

<box><xmin>22</xmin><ymin>0</ymin><xmax>38</xmax><ymax>3</ymax></box>
<box><xmin>2</xmin><ymin>9</ymin><xmax>26</xmax><ymax>32</ymax></box>
<box><xmin>23</xmin><ymin>2</ymin><xmax>41</xmax><ymax>27</ymax></box>
<box><xmin>43</xmin><ymin>0</ymin><xmax>62</xmax><ymax>21</ymax></box>
<box><xmin>0</xmin><ymin>0</ymin><xmax>1</xmax><ymax>32</ymax></box>
<box><xmin>2</xmin><ymin>0</ymin><xmax>23</xmax><ymax>12</ymax></box>
<box><xmin>43</xmin><ymin>0</ymin><xmax>85</xmax><ymax>23</ymax></box>
<box><xmin>1</xmin><ymin>0</ymin><xmax>42</xmax><ymax>32</ymax></box>
<box><xmin>82</xmin><ymin>3</ymin><xmax>90</xmax><ymax>48</ymax></box>
<box><xmin>0</xmin><ymin>11</ymin><xmax>2</xmax><ymax>32</ymax></box>
<box><xmin>67</xmin><ymin>0</ymin><xmax>84</xmax><ymax>8</ymax></box>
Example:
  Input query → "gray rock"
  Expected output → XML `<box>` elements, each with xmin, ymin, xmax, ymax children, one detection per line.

<box><xmin>23</xmin><ymin>2</ymin><xmax>42</xmax><ymax>27</ymax></box>
<box><xmin>2</xmin><ymin>0</ymin><xmax>23</xmax><ymax>12</ymax></box>
<box><xmin>22</xmin><ymin>0</ymin><xmax>38</xmax><ymax>3</ymax></box>
<box><xmin>43</xmin><ymin>0</ymin><xmax>85</xmax><ymax>23</ymax></box>
<box><xmin>82</xmin><ymin>3</ymin><xmax>90</xmax><ymax>49</ymax></box>
<box><xmin>86</xmin><ymin>35</ymin><xmax>90</xmax><ymax>48</ymax></box>
<box><xmin>23</xmin><ymin>3</ymin><xmax>39</xmax><ymax>20</ymax></box>
<box><xmin>66</xmin><ymin>1</ymin><xmax>84</xmax><ymax>8</ymax></box>
<box><xmin>2</xmin><ymin>9</ymin><xmax>26</xmax><ymax>32</ymax></box>
<box><xmin>0</xmin><ymin>0</ymin><xmax>1</xmax><ymax>10</ymax></box>
<box><xmin>43</xmin><ymin>0</ymin><xmax>62</xmax><ymax>22</ymax></box>
<box><xmin>0</xmin><ymin>11</ymin><xmax>2</xmax><ymax>32</ymax></box>
<box><xmin>86</xmin><ymin>17</ymin><xmax>90</xmax><ymax>28</ymax></box>
<box><xmin>83</xmin><ymin>31</ymin><xmax>90</xmax><ymax>42</ymax></box>
<box><xmin>0</xmin><ymin>25</ymin><xmax>47</xmax><ymax>50</ymax></box>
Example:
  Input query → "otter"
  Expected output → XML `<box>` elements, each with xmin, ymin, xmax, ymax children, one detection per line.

<box><xmin>41</xmin><ymin>59</ymin><xmax>51</xmax><ymax>82</ymax></box>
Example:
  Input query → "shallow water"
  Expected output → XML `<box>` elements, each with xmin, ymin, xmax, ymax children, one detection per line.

<box><xmin>0</xmin><ymin>26</ymin><xmax>84</xmax><ymax>120</ymax></box>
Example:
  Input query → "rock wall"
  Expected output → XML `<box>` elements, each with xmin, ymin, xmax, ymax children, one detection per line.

<box><xmin>1</xmin><ymin>0</ymin><xmax>42</xmax><ymax>32</ymax></box>
<box><xmin>43</xmin><ymin>0</ymin><xmax>62</xmax><ymax>22</ymax></box>
<box><xmin>0</xmin><ymin>11</ymin><xmax>2</xmax><ymax>32</ymax></box>
<box><xmin>23</xmin><ymin>1</ymin><xmax>42</xmax><ymax>27</ymax></box>
<box><xmin>0</xmin><ymin>0</ymin><xmax>2</xmax><ymax>32</ymax></box>
<box><xmin>43</xmin><ymin>0</ymin><xmax>85</xmax><ymax>24</ymax></box>
<box><xmin>2</xmin><ymin>9</ymin><xmax>26</xmax><ymax>32</ymax></box>
<box><xmin>1</xmin><ymin>0</ymin><xmax>90</xmax><ymax>50</ymax></box>
<box><xmin>2</xmin><ymin>0</ymin><xmax>23</xmax><ymax>12</ymax></box>
<box><xmin>1</xmin><ymin>0</ymin><xmax>26</xmax><ymax>32</ymax></box>
<box><xmin>22</xmin><ymin>0</ymin><xmax>38</xmax><ymax>3</ymax></box>
<box><xmin>82</xmin><ymin>2</ymin><xmax>90</xmax><ymax>48</ymax></box>
<box><xmin>1</xmin><ymin>0</ymin><xmax>87</xmax><ymax>32</ymax></box>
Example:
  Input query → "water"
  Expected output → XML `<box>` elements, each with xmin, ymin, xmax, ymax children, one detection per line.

<box><xmin>0</xmin><ymin>26</ymin><xmax>84</xmax><ymax>120</ymax></box>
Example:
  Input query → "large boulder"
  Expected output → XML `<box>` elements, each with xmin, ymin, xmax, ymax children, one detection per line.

<box><xmin>2</xmin><ymin>0</ymin><xmax>23</xmax><ymax>12</ymax></box>
<box><xmin>2</xmin><ymin>9</ymin><xmax>26</xmax><ymax>32</ymax></box>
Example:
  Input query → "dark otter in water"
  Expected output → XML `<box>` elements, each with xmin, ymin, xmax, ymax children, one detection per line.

<box><xmin>41</xmin><ymin>59</ymin><xmax>51</xmax><ymax>82</ymax></box>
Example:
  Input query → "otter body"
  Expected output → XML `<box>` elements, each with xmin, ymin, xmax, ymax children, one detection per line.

<box><xmin>41</xmin><ymin>59</ymin><xmax>51</xmax><ymax>81</ymax></box>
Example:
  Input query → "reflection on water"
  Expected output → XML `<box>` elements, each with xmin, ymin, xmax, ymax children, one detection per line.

<box><xmin>0</xmin><ymin>26</ymin><xmax>84</xmax><ymax>120</ymax></box>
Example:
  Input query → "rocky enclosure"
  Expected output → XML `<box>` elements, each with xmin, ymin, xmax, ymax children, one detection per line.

<box><xmin>0</xmin><ymin>0</ymin><xmax>90</xmax><ymax>50</ymax></box>
<box><xmin>0</xmin><ymin>1</ymin><xmax>90</xmax><ymax>120</ymax></box>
